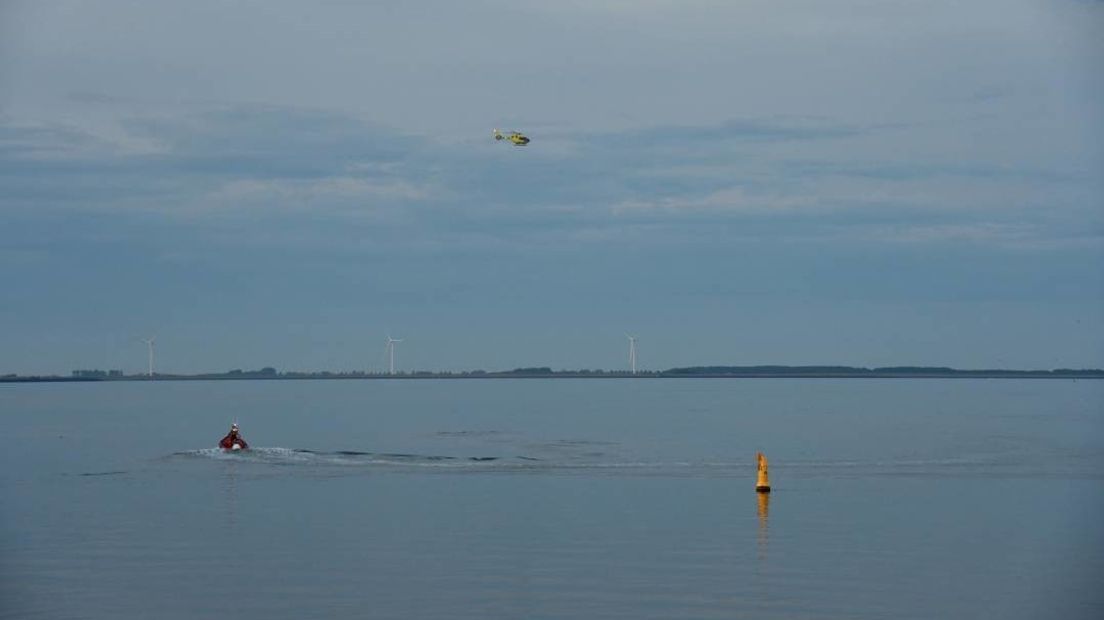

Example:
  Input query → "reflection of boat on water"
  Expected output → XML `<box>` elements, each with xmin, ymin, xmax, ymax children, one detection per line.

<box><xmin>757</xmin><ymin>492</ymin><xmax>770</xmax><ymax>540</ymax></box>
<box><xmin>221</xmin><ymin>458</ymin><xmax>239</xmax><ymax>530</ymax></box>
<box><xmin>755</xmin><ymin>453</ymin><xmax>771</xmax><ymax>560</ymax></box>
<box><xmin>757</xmin><ymin>491</ymin><xmax>770</xmax><ymax>526</ymax></box>
<box><xmin>756</xmin><ymin>484</ymin><xmax>770</xmax><ymax>561</ymax></box>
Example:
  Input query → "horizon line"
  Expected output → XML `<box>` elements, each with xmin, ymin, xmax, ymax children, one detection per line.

<box><xmin>7</xmin><ymin>364</ymin><xmax>1104</xmax><ymax>382</ymax></box>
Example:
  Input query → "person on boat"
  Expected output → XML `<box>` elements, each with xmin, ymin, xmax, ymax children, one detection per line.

<box><xmin>219</xmin><ymin>423</ymin><xmax>249</xmax><ymax>450</ymax></box>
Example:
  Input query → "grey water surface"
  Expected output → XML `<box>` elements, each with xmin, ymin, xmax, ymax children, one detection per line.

<box><xmin>2</xmin><ymin>378</ymin><xmax>1102</xmax><ymax>619</ymax></box>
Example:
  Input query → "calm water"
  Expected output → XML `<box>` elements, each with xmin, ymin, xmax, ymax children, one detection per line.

<box><xmin>2</xmin><ymin>378</ymin><xmax>1102</xmax><ymax>619</ymax></box>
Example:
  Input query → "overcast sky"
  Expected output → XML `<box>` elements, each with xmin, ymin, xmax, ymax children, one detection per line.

<box><xmin>1</xmin><ymin>0</ymin><xmax>1102</xmax><ymax>374</ymax></box>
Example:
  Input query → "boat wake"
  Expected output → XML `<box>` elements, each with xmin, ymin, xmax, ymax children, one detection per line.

<box><xmin>168</xmin><ymin>447</ymin><xmax>727</xmax><ymax>476</ymax></box>
<box><xmin>165</xmin><ymin>449</ymin><xmax>1099</xmax><ymax>480</ymax></box>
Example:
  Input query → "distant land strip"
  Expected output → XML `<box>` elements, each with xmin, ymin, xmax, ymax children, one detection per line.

<box><xmin>3</xmin><ymin>365</ymin><xmax>1103</xmax><ymax>382</ymax></box>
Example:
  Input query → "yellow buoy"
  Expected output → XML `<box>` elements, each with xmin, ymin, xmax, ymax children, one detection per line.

<box><xmin>755</xmin><ymin>452</ymin><xmax>771</xmax><ymax>493</ymax></box>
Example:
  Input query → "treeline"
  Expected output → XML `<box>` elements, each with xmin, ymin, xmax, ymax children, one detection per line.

<box><xmin>4</xmin><ymin>365</ymin><xmax>1103</xmax><ymax>383</ymax></box>
<box><xmin>664</xmin><ymin>366</ymin><xmax>1104</xmax><ymax>377</ymax></box>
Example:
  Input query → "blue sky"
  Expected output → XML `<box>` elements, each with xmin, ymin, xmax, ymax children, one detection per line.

<box><xmin>1</xmin><ymin>0</ymin><xmax>1102</xmax><ymax>374</ymax></box>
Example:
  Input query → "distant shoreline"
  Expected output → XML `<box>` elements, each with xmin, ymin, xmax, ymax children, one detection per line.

<box><xmin>4</xmin><ymin>366</ymin><xmax>1103</xmax><ymax>383</ymax></box>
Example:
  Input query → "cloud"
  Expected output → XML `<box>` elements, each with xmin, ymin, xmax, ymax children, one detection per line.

<box><xmin>0</xmin><ymin>120</ymin><xmax>116</xmax><ymax>159</ymax></box>
<box><xmin>0</xmin><ymin>1</ymin><xmax>1101</xmax><ymax>374</ymax></box>
<box><xmin>193</xmin><ymin>176</ymin><xmax>434</xmax><ymax>218</ymax></box>
<box><xmin>613</xmin><ymin>186</ymin><xmax>812</xmax><ymax>214</ymax></box>
<box><xmin>586</xmin><ymin>117</ymin><xmax>864</xmax><ymax>150</ymax></box>
<box><xmin>0</xmin><ymin>105</ymin><xmax>435</xmax><ymax>216</ymax></box>
<box><xmin>121</xmin><ymin>105</ymin><xmax>417</xmax><ymax>179</ymax></box>
<box><xmin>0</xmin><ymin>104</ymin><xmax>1099</xmax><ymax>259</ymax></box>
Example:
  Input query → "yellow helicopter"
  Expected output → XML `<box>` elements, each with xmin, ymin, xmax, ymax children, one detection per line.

<box><xmin>493</xmin><ymin>128</ymin><xmax>530</xmax><ymax>146</ymax></box>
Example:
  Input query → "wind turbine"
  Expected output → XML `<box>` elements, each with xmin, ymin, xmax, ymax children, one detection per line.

<box><xmin>385</xmin><ymin>335</ymin><xmax>403</xmax><ymax>375</ymax></box>
<box><xmin>141</xmin><ymin>336</ymin><xmax>156</xmax><ymax>377</ymax></box>
<box><xmin>627</xmin><ymin>335</ymin><xmax>638</xmax><ymax>375</ymax></box>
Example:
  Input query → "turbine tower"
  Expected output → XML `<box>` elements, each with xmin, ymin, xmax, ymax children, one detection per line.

<box><xmin>386</xmin><ymin>335</ymin><xmax>403</xmax><ymax>375</ymax></box>
<box><xmin>141</xmin><ymin>336</ymin><xmax>156</xmax><ymax>377</ymax></box>
<box><xmin>627</xmin><ymin>335</ymin><xmax>638</xmax><ymax>375</ymax></box>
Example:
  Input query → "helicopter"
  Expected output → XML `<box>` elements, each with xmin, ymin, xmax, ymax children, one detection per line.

<box><xmin>493</xmin><ymin>128</ymin><xmax>530</xmax><ymax>146</ymax></box>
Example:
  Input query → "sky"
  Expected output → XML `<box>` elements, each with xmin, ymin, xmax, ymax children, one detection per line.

<box><xmin>1</xmin><ymin>0</ymin><xmax>1102</xmax><ymax>375</ymax></box>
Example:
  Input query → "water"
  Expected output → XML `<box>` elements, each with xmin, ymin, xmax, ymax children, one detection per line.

<box><xmin>2</xmin><ymin>378</ymin><xmax>1102</xmax><ymax>619</ymax></box>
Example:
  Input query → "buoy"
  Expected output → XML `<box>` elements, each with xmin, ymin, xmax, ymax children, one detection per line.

<box><xmin>755</xmin><ymin>452</ymin><xmax>771</xmax><ymax>493</ymax></box>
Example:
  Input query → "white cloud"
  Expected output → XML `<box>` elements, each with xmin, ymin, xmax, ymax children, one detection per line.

<box><xmin>613</xmin><ymin>186</ymin><xmax>811</xmax><ymax>214</ymax></box>
<box><xmin>856</xmin><ymin>222</ymin><xmax>1103</xmax><ymax>250</ymax></box>
<box><xmin>190</xmin><ymin>175</ymin><xmax>435</xmax><ymax>217</ymax></box>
